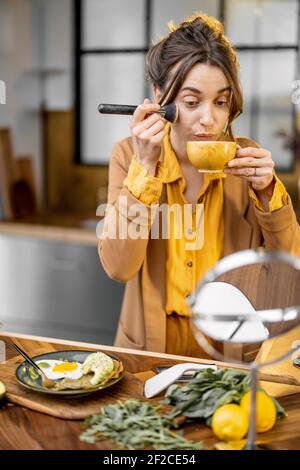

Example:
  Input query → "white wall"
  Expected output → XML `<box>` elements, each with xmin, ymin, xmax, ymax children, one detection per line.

<box><xmin>0</xmin><ymin>0</ymin><xmax>73</xmax><ymax>202</ymax></box>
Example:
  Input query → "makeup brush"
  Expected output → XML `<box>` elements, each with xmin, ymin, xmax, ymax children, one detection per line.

<box><xmin>98</xmin><ymin>102</ymin><xmax>178</xmax><ymax>123</ymax></box>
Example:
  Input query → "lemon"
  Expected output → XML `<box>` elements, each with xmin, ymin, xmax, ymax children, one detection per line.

<box><xmin>214</xmin><ymin>439</ymin><xmax>246</xmax><ymax>451</ymax></box>
<box><xmin>211</xmin><ymin>404</ymin><xmax>249</xmax><ymax>441</ymax></box>
<box><xmin>240</xmin><ymin>391</ymin><xmax>276</xmax><ymax>433</ymax></box>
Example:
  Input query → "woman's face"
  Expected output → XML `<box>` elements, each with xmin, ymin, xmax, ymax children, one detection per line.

<box><xmin>166</xmin><ymin>63</ymin><xmax>231</xmax><ymax>152</ymax></box>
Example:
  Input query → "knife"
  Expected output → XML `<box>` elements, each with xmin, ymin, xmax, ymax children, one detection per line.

<box><xmin>144</xmin><ymin>362</ymin><xmax>217</xmax><ymax>398</ymax></box>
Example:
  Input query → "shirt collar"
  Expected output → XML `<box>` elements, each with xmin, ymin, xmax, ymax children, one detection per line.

<box><xmin>162</xmin><ymin>124</ymin><xmax>182</xmax><ymax>183</ymax></box>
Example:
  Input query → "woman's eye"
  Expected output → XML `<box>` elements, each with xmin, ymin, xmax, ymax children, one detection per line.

<box><xmin>184</xmin><ymin>101</ymin><xmax>199</xmax><ymax>107</ymax></box>
<box><xmin>216</xmin><ymin>100</ymin><xmax>228</xmax><ymax>107</ymax></box>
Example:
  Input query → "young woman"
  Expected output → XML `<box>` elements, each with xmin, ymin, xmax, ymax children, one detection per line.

<box><xmin>99</xmin><ymin>13</ymin><xmax>300</xmax><ymax>357</ymax></box>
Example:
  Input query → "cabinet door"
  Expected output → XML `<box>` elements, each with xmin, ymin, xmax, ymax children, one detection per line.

<box><xmin>0</xmin><ymin>235</ymin><xmax>124</xmax><ymax>344</ymax></box>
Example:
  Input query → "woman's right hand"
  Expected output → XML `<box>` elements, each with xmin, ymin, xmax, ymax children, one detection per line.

<box><xmin>130</xmin><ymin>98</ymin><xmax>166</xmax><ymax>175</ymax></box>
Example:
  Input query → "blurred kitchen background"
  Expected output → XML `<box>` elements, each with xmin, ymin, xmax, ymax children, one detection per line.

<box><xmin>0</xmin><ymin>0</ymin><xmax>299</xmax><ymax>345</ymax></box>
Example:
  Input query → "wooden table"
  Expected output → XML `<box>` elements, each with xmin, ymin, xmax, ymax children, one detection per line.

<box><xmin>0</xmin><ymin>332</ymin><xmax>300</xmax><ymax>450</ymax></box>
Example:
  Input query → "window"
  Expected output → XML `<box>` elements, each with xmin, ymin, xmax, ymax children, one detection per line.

<box><xmin>225</xmin><ymin>0</ymin><xmax>299</xmax><ymax>171</ymax></box>
<box><xmin>75</xmin><ymin>0</ymin><xmax>299</xmax><ymax>171</ymax></box>
<box><xmin>75</xmin><ymin>0</ymin><xmax>220</xmax><ymax>164</ymax></box>
<box><xmin>76</xmin><ymin>0</ymin><xmax>147</xmax><ymax>165</ymax></box>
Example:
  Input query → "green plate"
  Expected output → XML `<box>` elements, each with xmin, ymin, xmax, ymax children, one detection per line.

<box><xmin>15</xmin><ymin>349</ymin><xmax>123</xmax><ymax>397</ymax></box>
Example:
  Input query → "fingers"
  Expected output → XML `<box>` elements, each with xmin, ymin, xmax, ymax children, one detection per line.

<box><xmin>224</xmin><ymin>146</ymin><xmax>275</xmax><ymax>184</ymax></box>
<box><xmin>241</xmin><ymin>176</ymin><xmax>271</xmax><ymax>184</ymax></box>
<box><xmin>131</xmin><ymin>115</ymin><xmax>165</xmax><ymax>145</ymax></box>
<box><xmin>235</xmin><ymin>147</ymin><xmax>271</xmax><ymax>159</ymax></box>
<box><xmin>130</xmin><ymin>98</ymin><xmax>166</xmax><ymax>167</ymax></box>
<box><xmin>139</xmin><ymin>119</ymin><xmax>165</xmax><ymax>138</ymax></box>
<box><xmin>223</xmin><ymin>146</ymin><xmax>275</xmax><ymax>192</ymax></box>
<box><xmin>131</xmin><ymin>98</ymin><xmax>165</xmax><ymax>143</ymax></box>
<box><xmin>131</xmin><ymin>99</ymin><xmax>160</xmax><ymax>127</ymax></box>
<box><xmin>150</xmin><ymin>128</ymin><xmax>167</xmax><ymax>145</ymax></box>
<box><xmin>227</xmin><ymin>157</ymin><xmax>274</xmax><ymax>170</ymax></box>
<box><xmin>228</xmin><ymin>154</ymin><xmax>273</xmax><ymax>168</ymax></box>
<box><xmin>225</xmin><ymin>166</ymin><xmax>273</xmax><ymax>181</ymax></box>
<box><xmin>133</xmin><ymin>112</ymin><xmax>164</xmax><ymax>134</ymax></box>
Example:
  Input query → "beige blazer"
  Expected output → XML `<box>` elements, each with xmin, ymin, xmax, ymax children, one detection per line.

<box><xmin>99</xmin><ymin>136</ymin><xmax>300</xmax><ymax>353</ymax></box>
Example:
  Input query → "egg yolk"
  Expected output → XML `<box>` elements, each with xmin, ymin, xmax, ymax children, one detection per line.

<box><xmin>52</xmin><ymin>362</ymin><xmax>78</xmax><ymax>372</ymax></box>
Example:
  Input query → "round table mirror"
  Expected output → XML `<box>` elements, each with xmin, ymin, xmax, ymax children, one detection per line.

<box><xmin>189</xmin><ymin>249</ymin><xmax>300</xmax><ymax>449</ymax></box>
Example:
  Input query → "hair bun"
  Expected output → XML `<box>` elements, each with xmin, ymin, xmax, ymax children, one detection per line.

<box><xmin>167</xmin><ymin>12</ymin><xmax>224</xmax><ymax>36</ymax></box>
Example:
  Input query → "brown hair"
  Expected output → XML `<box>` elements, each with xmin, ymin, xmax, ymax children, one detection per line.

<box><xmin>146</xmin><ymin>13</ymin><xmax>243</xmax><ymax>139</ymax></box>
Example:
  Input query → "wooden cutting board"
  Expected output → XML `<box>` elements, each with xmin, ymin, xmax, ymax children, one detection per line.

<box><xmin>0</xmin><ymin>356</ymin><xmax>147</xmax><ymax>420</ymax></box>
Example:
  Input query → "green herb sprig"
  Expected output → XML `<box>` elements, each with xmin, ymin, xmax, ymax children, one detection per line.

<box><xmin>80</xmin><ymin>399</ymin><xmax>203</xmax><ymax>450</ymax></box>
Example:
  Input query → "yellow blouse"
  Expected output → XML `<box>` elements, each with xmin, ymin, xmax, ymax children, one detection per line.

<box><xmin>123</xmin><ymin>127</ymin><xmax>288</xmax><ymax>316</ymax></box>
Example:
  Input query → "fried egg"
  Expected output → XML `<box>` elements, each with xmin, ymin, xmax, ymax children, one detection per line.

<box><xmin>36</xmin><ymin>359</ymin><xmax>83</xmax><ymax>380</ymax></box>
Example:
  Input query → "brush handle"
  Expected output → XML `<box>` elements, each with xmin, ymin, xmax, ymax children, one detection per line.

<box><xmin>98</xmin><ymin>104</ymin><xmax>138</xmax><ymax>115</ymax></box>
<box><xmin>98</xmin><ymin>103</ymin><xmax>166</xmax><ymax>117</ymax></box>
<box><xmin>98</xmin><ymin>102</ymin><xmax>177</xmax><ymax>122</ymax></box>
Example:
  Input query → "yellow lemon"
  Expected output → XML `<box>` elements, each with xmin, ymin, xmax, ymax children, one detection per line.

<box><xmin>214</xmin><ymin>439</ymin><xmax>246</xmax><ymax>451</ymax></box>
<box><xmin>211</xmin><ymin>404</ymin><xmax>249</xmax><ymax>441</ymax></box>
<box><xmin>240</xmin><ymin>391</ymin><xmax>276</xmax><ymax>433</ymax></box>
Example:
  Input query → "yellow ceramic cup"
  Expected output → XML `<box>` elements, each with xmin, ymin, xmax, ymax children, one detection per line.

<box><xmin>187</xmin><ymin>141</ymin><xmax>237</xmax><ymax>173</ymax></box>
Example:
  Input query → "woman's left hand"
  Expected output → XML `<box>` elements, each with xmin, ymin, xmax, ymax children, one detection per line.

<box><xmin>224</xmin><ymin>147</ymin><xmax>275</xmax><ymax>192</ymax></box>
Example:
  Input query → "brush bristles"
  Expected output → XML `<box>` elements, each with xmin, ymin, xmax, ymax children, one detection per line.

<box><xmin>162</xmin><ymin>102</ymin><xmax>178</xmax><ymax>123</ymax></box>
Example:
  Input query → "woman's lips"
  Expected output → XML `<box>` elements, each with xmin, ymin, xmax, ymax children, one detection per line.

<box><xmin>192</xmin><ymin>134</ymin><xmax>216</xmax><ymax>141</ymax></box>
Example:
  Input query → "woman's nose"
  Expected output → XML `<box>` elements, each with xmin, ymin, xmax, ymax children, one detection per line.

<box><xmin>199</xmin><ymin>104</ymin><xmax>214</xmax><ymax>127</ymax></box>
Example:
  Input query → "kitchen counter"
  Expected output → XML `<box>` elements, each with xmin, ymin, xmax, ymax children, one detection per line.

<box><xmin>0</xmin><ymin>331</ymin><xmax>300</xmax><ymax>450</ymax></box>
<box><xmin>0</xmin><ymin>212</ymin><xmax>100</xmax><ymax>246</ymax></box>
<box><xmin>0</xmin><ymin>232</ymin><xmax>123</xmax><ymax>345</ymax></box>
